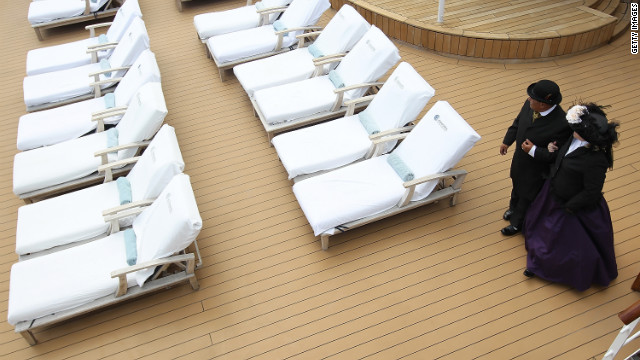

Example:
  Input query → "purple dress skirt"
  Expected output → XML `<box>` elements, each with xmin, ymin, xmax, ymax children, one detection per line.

<box><xmin>523</xmin><ymin>181</ymin><xmax>617</xmax><ymax>291</ymax></box>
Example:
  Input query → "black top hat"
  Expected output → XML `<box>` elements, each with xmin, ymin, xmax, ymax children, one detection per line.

<box><xmin>527</xmin><ymin>80</ymin><xmax>562</xmax><ymax>105</ymax></box>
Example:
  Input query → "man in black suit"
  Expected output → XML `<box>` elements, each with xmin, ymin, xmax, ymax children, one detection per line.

<box><xmin>499</xmin><ymin>80</ymin><xmax>572</xmax><ymax>235</ymax></box>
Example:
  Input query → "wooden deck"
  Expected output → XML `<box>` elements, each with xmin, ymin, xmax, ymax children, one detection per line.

<box><xmin>334</xmin><ymin>0</ymin><xmax>630</xmax><ymax>59</ymax></box>
<box><xmin>1</xmin><ymin>0</ymin><xmax>640</xmax><ymax>358</ymax></box>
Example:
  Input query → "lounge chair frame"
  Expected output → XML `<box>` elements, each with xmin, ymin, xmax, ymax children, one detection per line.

<box><xmin>33</xmin><ymin>0</ymin><xmax>122</xmax><ymax>41</ymax></box>
<box><xmin>26</xmin><ymin>63</ymin><xmax>128</xmax><ymax>113</ymax></box>
<box><xmin>207</xmin><ymin>25</ymin><xmax>322</xmax><ymax>81</ymax></box>
<box><xmin>17</xmin><ymin>141</ymin><xmax>149</xmax><ymax>204</ymax></box>
<box><xmin>319</xmin><ymin>169</ymin><xmax>468</xmax><ymax>250</ymax></box>
<box><xmin>15</xmin><ymin>240</ymin><xmax>202</xmax><ymax>345</ymax></box>
<box><xmin>252</xmin><ymin>81</ymin><xmax>382</xmax><ymax>141</ymax></box>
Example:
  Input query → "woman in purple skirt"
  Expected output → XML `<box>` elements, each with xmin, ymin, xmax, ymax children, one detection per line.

<box><xmin>522</xmin><ymin>102</ymin><xmax>620</xmax><ymax>291</ymax></box>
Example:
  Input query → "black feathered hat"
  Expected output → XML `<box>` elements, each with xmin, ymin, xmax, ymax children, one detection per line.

<box><xmin>527</xmin><ymin>80</ymin><xmax>562</xmax><ymax>105</ymax></box>
<box><xmin>566</xmin><ymin>103</ymin><xmax>618</xmax><ymax>149</ymax></box>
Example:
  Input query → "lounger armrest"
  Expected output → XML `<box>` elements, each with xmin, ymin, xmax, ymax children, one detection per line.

<box><xmin>89</xmin><ymin>77</ymin><xmax>124</xmax><ymax>88</ymax></box>
<box><xmin>369</xmin><ymin>125</ymin><xmax>415</xmax><ymax>140</ymax></box>
<box><xmin>103</xmin><ymin>199</ymin><xmax>154</xmax><ymax>233</ymax></box>
<box><xmin>92</xmin><ymin>105</ymin><xmax>128</xmax><ymax>118</ymax></box>
<box><xmin>94</xmin><ymin>141</ymin><xmax>150</xmax><ymax>157</ymax></box>
<box><xmin>331</xmin><ymin>82</ymin><xmax>384</xmax><ymax>111</ymax></box>
<box><xmin>619</xmin><ymin>299</ymin><xmax>640</xmax><ymax>325</ymax></box>
<box><xmin>296</xmin><ymin>31</ymin><xmax>322</xmax><ymax>47</ymax></box>
<box><xmin>313</xmin><ymin>53</ymin><xmax>347</xmax><ymax>64</ymax></box>
<box><xmin>87</xmin><ymin>43</ymin><xmax>117</xmax><ymax>53</ymax></box>
<box><xmin>86</xmin><ymin>22</ymin><xmax>113</xmax><ymax>37</ymax></box>
<box><xmin>97</xmin><ymin>156</ymin><xmax>140</xmax><ymax>173</ymax></box>
<box><xmin>88</xmin><ymin>66</ymin><xmax>130</xmax><ymax>77</ymax></box>
<box><xmin>274</xmin><ymin>26</ymin><xmax>322</xmax><ymax>50</ymax></box>
<box><xmin>103</xmin><ymin>199</ymin><xmax>155</xmax><ymax>218</ymax></box>
<box><xmin>398</xmin><ymin>169</ymin><xmax>468</xmax><ymax>207</ymax></box>
<box><xmin>92</xmin><ymin>107</ymin><xmax>127</xmax><ymax>131</ymax></box>
<box><xmin>343</xmin><ymin>94</ymin><xmax>376</xmax><ymax>116</ymax></box>
<box><xmin>256</xmin><ymin>6</ymin><xmax>288</xmax><ymax>15</ymax></box>
<box><xmin>111</xmin><ymin>253</ymin><xmax>196</xmax><ymax>296</ymax></box>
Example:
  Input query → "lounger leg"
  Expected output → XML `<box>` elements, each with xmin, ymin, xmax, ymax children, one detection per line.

<box><xmin>189</xmin><ymin>276</ymin><xmax>200</xmax><ymax>291</ymax></box>
<box><xmin>21</xmin><ymin>330</ymin><xmax>37</xmax><ymax>346</ymax></box>
<box><xmin>34</xmin><ymin>28</ymin><xmax>43</xmax><ymax>41</ymax></box>
<box><xmin>176</xmin><ymin>0</ymin><xmax>183</xmax><ymax>11</ymax></box>
<box><xmin>321</xmin><ymin>235</ymin><xmax>330</xmax><ymax>251</ymax></box>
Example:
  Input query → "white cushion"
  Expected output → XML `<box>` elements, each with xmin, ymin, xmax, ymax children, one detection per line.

<box><xmin>105</xmin><ymin>0</ymin><xmax>142</xmax><ymax>42</ymax></box>
<box><xmin>28</xmin><ymin>0</ymin><xmax>109</xmax><ymax>24</ymax></box>
<box><xmin>254</xmin><ymin>75</ymin><xmax>337</xmax><ymax>124</ymax></box>
<box><xmin>25</xmin><ymin>0</ymin><xmax>141</xmax><ymax>76</ymax></box>
<box><xmin>391</xmin><ymin>100</ymin><xmax>481</xmax><ymax>200</ymax></box>
<box><xmin>333</xmin><ymin>25</ymin><xmax>401</xmax><ymax>101</ymax></box>
<box><xmin>133</xmin><ymin>174</ymin><xmax>202</xmax><ymax>286</ymax></box>
<box><xmin>113</xmin><ymin>49</ymin><xmax>161</xmax><ymax>106</ymax></box>
<box><xmin>233</xmin><ymin>4</ymin><xmax>369</xmax><ymax>97</ymax></box>
<box><xmin>16</xmin><ymin>181</ymin><xmax>119</xmax><ymax>255</ymax></box>
<box><xmin>13</xmin><ymin>130</ymin><xmax>109</xmax><ymax>195</ymax></box>
<box><xmin>23</xmin><ymin>62</ymin><xmax>101</xmax><ymax>108</ymax></box>
<box><xmin>8</xmin><ymin>233</ymin><xmax>136</xmax><ymax>325</ymax></box>
<box><xmin>17</xmin><ymin>50</ymin><xmax>160</xmax><ymax>151</ymax></box>
<box><xmin>115</xmin><ymin>82</ymin><xmax>168</xmax><ymax>160</ymax></box>
<box><xmin>208</xmin><ymin>25</ymin><xmax>287</xmax><ymax>65</ymax></box>
<box><xmin>310</xmin><ymin>4</ymin><xmax>369</xmax><ymax>58</ymax></box>
<box><xmin>15</xmin><ymin>125</ymin><xmax>184</xmax><ymax>256</ymax></box>
<box><xmin>234</xmin><ymin>48</ymin><xmax>315</xmax><ymax>97</ymax></box>
<box><xmin>195</xmin><ymin>6</ymin><xmax>262</xmax><ymax>40</ymax></box>
<box><xmin>127</xmin><ymin>124</ymin><xmax>185</xmax><ymax>200</ymax></box>
<box><xmin>107</xmin><ymin>17</ymin><xmax>149</xmax><ymax>69</ymax></box>
<box><xmin>272</xmin><ymin>115</ymin><xmax>372</xmax><ymax>178</ymax></box>
<box><xmin>293</xmin><ymin>155</ymin><xmax>405</xmax><ymax>235</ymax></box>
<box><xmin>17</xmin><ymin>97</ymin><xmax>106</xmax><ymax>150</ymax></box>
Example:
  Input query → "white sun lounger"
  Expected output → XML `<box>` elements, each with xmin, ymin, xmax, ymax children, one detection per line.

<box><xmin>233</xmin><ymin>4</ymin><xmax>370</xmax><ymax>97</ymax></box>
<box><xmin>194</xmin><ymin>0</ymin><xmax>291</xmax><ymax>40</ymax></box>
<box><xmin>26</xmin><ymin>0</ymin><xmax>142</xmax><ymax>76</ymax></box>
<box><xmin>292</xmin><ymin>100</ymin><xmax>481</xmax><ymax>250</ymax></box>
<box><xmin>16</xmin><ymin>124</ymin><xmax>184</xmax><ymax>257</ymax></box>
<box><xmin>205</xmin><ymin>0</ymin><xmax>330</xmax><ymax>80</ymax></box>
<box><xmin>8</xmin><ymin>173</ymin><xmax>203</xmax><ymax>345</ymax></box>
<box><xmin>13</xmin><ymin>81</ymin><xmax>167</xmax><ymax>203</ymax></box>
<box><xmin>272</xmin><ymin>62</ymin><xmax>435</xmax><ymax>180</ymax></box>
<box><xmin>18</xmin><ymin>49</ymin><xmax>161</xmax><ymax>151</ymax></box>
<box><xmin>29</xmin><ymin>0</ymin><xmax>121</xmax><ymax>41</ymax></box>
<box><xmin>251</xmin><ymin>25</ymin><xmax>401</xmax><ymax>139</ymax></box>
<box><xmin>23</xmin><ymin>16</ymin><xmax>150</xmax><ymax>112</ymax></box>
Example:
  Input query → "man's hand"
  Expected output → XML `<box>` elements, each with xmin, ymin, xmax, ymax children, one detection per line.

<box><xmin>499</xmin><ymin>143</ymin><xmax>509</xmax><ymax>155</ymax></box>
<box><xmin>521</xmin><ymin>139</ymin><xmax>534</xmax><ymax>153</ymax></box>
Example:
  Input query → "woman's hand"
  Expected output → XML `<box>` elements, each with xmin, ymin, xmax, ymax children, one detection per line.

<box><xmin>548</xmin><ymin>141</ymin><xmax>558</xmax><ymax>153</ymax></box>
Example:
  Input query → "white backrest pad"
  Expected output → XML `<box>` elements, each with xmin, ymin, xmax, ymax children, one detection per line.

<box><xmin>133</xmin><ymin>173</ymin><xmax>202</xmax><ymax>286</ymax></box>
<box><xmin>335</xmin><ymin>26</ymin><xmax>400</xmax><ymax>100</ymax></box>
<box><xmin>393</xmin><ymin>100</ymin><xmax>481</xmax><ymax>199</ymax></box>
<box><xmin>126</xmin><ymin>124</ymin><xmax>185</xmax><ymax>200</ymax></box>
<box><xmin>108</xmin><ymin>16</ymin><xmax>150</xmax><ymax>69</ymax></box>
<box><xmin>115</xmin><ymin>82</ymin><xmax>168</xmax><ymax>160</ymax></box>
<box><xmin>113</xmin><ymin>49</ymin><xmax>161</xmax><ymax>106</ymax></box>
<box><xmin>261</xmin><ymin>0</ymin><xmax>293</xmax><ymax>7</ymax></box>
<box><xmin>279</xmin><ymin>0</ymin><xmax>330</xmax><ymax>29</ymax></box>
<box><xmin>105</xmin><ymin>0</ymin><xmax>142</xmax><ymax>41</ymax></box>
<box><xmin>367</xmin><ymin>62</ymin><xmax>435</xmax><ymax>130</ymax></box>
<box><xmin>313</xmin><ymin>5</ymin><xmax>369</xmax><ymax>55</ymax></box>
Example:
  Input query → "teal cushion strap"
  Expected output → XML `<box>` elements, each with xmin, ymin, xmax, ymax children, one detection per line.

<box><xmin>387</xmin><ymin>153</ymin><xmax>414</xmax><ymax>181</ymax></box>
<box><xmin>307</xmin><ymin>43</ymin><xmax>324</xmax><ymax>58</ymax></box>
<box><xmin>98</xmin><ymin>34</ymin><xmax>108</xmax><ymax>44</ymax></box>
<box><xmin>272</xmin><ymin>20</ymin><xmax>286</xmax><ymax>31</ymax></box>
<box><xmin>106</xmin><ymin>128</ymin><xmax>119</xmax><ymax>148</ymax></box>
<box><xmin>329</xmin><ymin>70</ymin><xmax>344</xmax><ymax>89</ymax></box>
<box><xmin>116</xmin><ymin>177</ymin><xmax>132</xmax><ymax>205</ymax></box>
<box><xmin>100</xmin><ymin>58</ymin><xmax>112</xmax><ymax>77</ymax></box>
<box><xmin>358</xmin><ymin>110</ymin><xmax>380</xmax><ymax>135</ymax></box>
<box><xmin>104</xmin><ymin>93</ymin><xmax>116</xmax><ymax>109</ymax></box>
<box><xmin>123</xmin><ymin>228</ymin><xmax>137</xmax><ymax>266</ymax></box>
<box><xmin>255</xmin><ymin>1</ymin><xmax>265</xmax><ymax>11</ymax></box>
